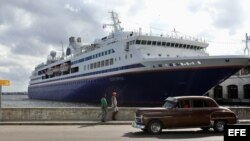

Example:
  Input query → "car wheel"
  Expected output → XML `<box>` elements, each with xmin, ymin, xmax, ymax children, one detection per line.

<box><xmin>147</xmin><ymin>120</ymin><xmax>162</xmax><ymax>134</ymax></box>
<box><xmin>213</xmin><ymin>120</ymin><xmax>225</xmax><ymax>132</ymax></box>
<box><xmin>201</xmin><ymin>127</ymin><xmax>210</xmax><ymax>131</ymax></box>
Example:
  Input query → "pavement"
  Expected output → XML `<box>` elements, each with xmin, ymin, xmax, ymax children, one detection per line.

<box><xmin>0</xmin><ymin>121</ymin><xmax>132</xmax><ymax>125</ymax></box>
<box><xmin>0</xmin><ymin>119</ymin><xmax>250</xmax><ymax>125</ymax></box>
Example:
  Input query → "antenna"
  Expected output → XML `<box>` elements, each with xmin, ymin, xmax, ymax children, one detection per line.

<box><xmin>244</xmin><ymin>33</ymin><xmax>249</xmax><ymax>55</ymax></box>
<box><xmin>103</xmin><ymin>11</ymin><xmax>123</xmax><ymax>33</ymax></box>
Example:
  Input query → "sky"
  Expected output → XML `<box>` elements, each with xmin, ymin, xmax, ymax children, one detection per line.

<box><xmin>0</xmin><ymin>0</ymin><xmax>250</xmax><ymax>92</ymax></box>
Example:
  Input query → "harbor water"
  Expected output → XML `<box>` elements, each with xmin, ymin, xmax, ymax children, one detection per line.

<box><xmin>1</xmin><ymin>94</ymin><xmax>97</xmax><ymax>107</ymax></box>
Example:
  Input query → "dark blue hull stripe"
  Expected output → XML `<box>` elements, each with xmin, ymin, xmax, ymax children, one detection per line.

<box><xmin>28</xmin><ymin>66</ymin><xmax>242</xmax><ymax>106</ymax></box>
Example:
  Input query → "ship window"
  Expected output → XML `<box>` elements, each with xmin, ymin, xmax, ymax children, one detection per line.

<box><xmin>102</xmin><ymin>52</ymin><xmax>104</xmax><ymax>56</ymax></box>
<box><xmin>110</xmin><ymin>58</ymin><xmax>114</xmax><ymax>65</ymax></box>
<box><xmin>119</xmin><ymin>57</ymin><xmax>121</xmax><ymax>61</ymax></box>
<box><xmin>190</xmin><ymin>45</ymin><xmax>194</xmax><ymax>49</ymax></box>
<box><xmin>187</xmin><ymin>45</ymin><xmax>190</xmax><ymax>49</ymax></box>
<box><xmin>162</xmin><ymin>42</ymin><xmax>166</xmax><ymax>46</ymax></box>
<box><xmin>101</xmin><ymin>61</ymin><xmax>105</xmax><ymax>67</ymax></box>
<box><xmin>175</xmin><ymin>43</ymin><xmax>179</xmax><ymax>47</ymax></box>
<box><xmin>136</xmin><ymin>40</ymin><xmax>141</xmax><ymax>44</ymax></box>
<box><xmin>97</xmin><ymin>62</ymin><xmax>100</xmax><ymax>68</ymax></box>
<box><xmin>125</xmin><ymin>55</ymin><xmax>127</xmax><ymax>59</ymax></box>
<box><xmin>105</xmin><ymin>51</ymin><xmax>108</xmax><ymax>55</ymax></box>
<box><xmin>147</xmin><ymin>53</ymin><xmax>150</xmax><ymax>56</ymax></box>
<box><xmin>166</xmin><ymin>42</ymin><xmax>170</xmax><ymax>46</ymax></box>
<box><xmin>90</xmin><ymin>64</ymin><xmax>93</xmax><ymax>69</ymax></box>
<box><xmin>147</xmin><ymin>41</ymin><xmax>152</xmax><ymax>45</ymax></box>
<box><xmin>105</xmin><ymin>60</ymin><xmax>109</xmax><ymax>66</ymax></box>
<box><xmin>157</xmin><ymin>41</ymin><xmax>161</xmax><ymax>46</ymax></box>
<box><xmin>141</xmin><ymin>40</ymin><xmax>146</xmax><ymax>45</ymax></box>
<box><xmin>94</xmin><ymin>63</ymin><xmax>97</xmax><ymax>68</ymax></box>
<box><xmin>152</xmin><ymin>41</ymin><xmax>156</xmax><ymax>45</ymax></box>
<box><xmin>129</xmin><ymin>41</ymin><xmax>133</xmax><ymax>45</ymax></box>
<box><xmin>130</xmin><ymin>54</ymin><xmax>133</xmax><ymax>58</ymax></box>
<box><xmin>71</xmin><ymin>67</ymin><xmax>79</xmax><ymax>73</ymax></box>
<box><xmin>99</xmin><ymin>53</ymin><xmax>102</xmax><ymax>57</ymax></box>
<box><xmin>108</xmin><ymin>50</ymin><xmax>111</xmax><ymax>54</ymax></box>
<box><xmin>179</xmin><ymin>44</ymin><xmax>183</xmax><ymax>48</ymax></box>
<box><xmin>183</xmin><ymin>44</ymin><xmax>186</xmax><ymax>48</ymax></box>
<box><xmin>84</xmin><ymin>65</ymin><xmax>86</xmax><ymax>70</ymax></box>
<box><xmin>88</xmin><ymin>64</ymin><xmax>90</xmax><ymax>70</ymax></box>
<box><xmin>171</xmin><ymin>43</ymin><xmax>175</xmax><ymax>47</ymax></box>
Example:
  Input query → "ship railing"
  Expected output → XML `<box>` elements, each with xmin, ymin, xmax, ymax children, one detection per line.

<box><xmin>46</xmin><ymin>56</ymin><xmax>64</xmax><ymax>65</ymax></box>
<box><xmin>71</xmin><ymin>44</ymin><xmax>101</xmax><ymax>57</ymax></box>
<box><xmin>131</xmin><ymin>31</ymin><xmax>206</xmax><ymax>43</ymax></box>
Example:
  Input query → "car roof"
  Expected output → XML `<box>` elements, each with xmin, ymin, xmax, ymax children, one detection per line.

<box><xmin>165</xmin><ymin>96</ymin><xmax>212</xmax><ymax>101</ymax></box>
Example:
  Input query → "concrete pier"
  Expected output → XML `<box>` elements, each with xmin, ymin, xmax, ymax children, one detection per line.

<box><xmin>0</xmin><ymin>107</ymin><xmax>136</xmax><ymax>121</ymax></box>
<box><xmin>0</xmin><ymin>107</ymin><xmax>250</xmax><ymax>122</ymax></box>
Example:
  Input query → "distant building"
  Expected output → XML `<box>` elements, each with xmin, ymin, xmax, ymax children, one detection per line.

<box><xmin>2</xmin><ymin>92</ymin><xmax>28</xmax><ymax>95</ymax></box>
<box><xmin>207</xmin><ymin>65</ymin><xmax>250</xmax><ymax>105</ymax></box>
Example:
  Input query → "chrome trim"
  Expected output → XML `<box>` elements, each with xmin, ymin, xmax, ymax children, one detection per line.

<box><xmin>210</xmin><ymin>120</ymin><xmax>214</xmax><ymax>126</ymax></box>
<box><xmin>132</xmin><ymin>121</ymin><xmax>145</xmax><ymax>129</ymax></box>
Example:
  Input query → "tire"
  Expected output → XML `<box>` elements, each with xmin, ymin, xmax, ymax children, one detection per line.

<box><xmin>213</xmin><ymin>120</ymin><xmax>226</xmax><ymax>132</ymax></box>
<box><xmin>147</xmin><ymin>120</ymin><xmax>162</xmax><ymax>134</ymax></box>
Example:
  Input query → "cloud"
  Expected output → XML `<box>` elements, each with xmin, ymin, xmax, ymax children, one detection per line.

<box><xmin>0</xmin><ymin>0</ymin><xmax>249</xmax><ymax>92</ymax></box>
<box><xmin>188</xmin><ymin>0</ymin><xmax>245</xmax><ymax>35</ymax></box>
<box><xmin>0</xmin><ymin>0</ymin><xmax>144</xmax><ymax>92</ymax></box>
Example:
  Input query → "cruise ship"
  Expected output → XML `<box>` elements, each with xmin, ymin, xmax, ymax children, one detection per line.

<box><xmin>28</xmin><ymin>11</ymin><xmax>250</xmax><ymax>106</ymax></box>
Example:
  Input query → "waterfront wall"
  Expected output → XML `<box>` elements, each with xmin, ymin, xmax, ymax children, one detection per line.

<box><xmin>0</xmin><ymin>107</ymin><xmax>249</xmax><ymax>121</ymax></box>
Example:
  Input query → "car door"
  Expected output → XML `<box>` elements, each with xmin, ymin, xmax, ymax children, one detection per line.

<box><xmin>170</xmin><ymin>100</ymin><xmax>193</xmax><ymax>128</ymax></box>
<box><xmin>190</xmin><ymin>99</ymin><xmax>211</xmax><ymax>127</ymax></box>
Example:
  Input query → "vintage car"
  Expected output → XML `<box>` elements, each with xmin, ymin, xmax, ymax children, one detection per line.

<box><xmin>132</xmin><ymin>96</ymin><xmax>237</xmax><ymax>134</ymax></box>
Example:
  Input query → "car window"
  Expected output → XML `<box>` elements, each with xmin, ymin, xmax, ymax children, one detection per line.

<box><xmin>162</xmin><ymin>100</ymin><xmax>176</xmax><ymax>108</ymax></box>
<box><xmin>178</xmin><ymin>100</ymin><xmax>190</xmax><ymax>108</ymax></box>
<box><xmin>192</xmin><ymin>100</ymin><xmax>208</xmax><ymax>108</ymax></box>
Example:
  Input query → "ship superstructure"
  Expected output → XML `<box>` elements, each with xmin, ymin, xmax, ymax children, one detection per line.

<box><xmin>28</xmin><ymin>11</ymin><xmax>250</xmax><ymax>106</ymax></box>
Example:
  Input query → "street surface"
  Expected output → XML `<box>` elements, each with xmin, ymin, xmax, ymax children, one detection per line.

<box><xmin>0</xmin><ymin>125</ymin><xmax>223</xmax><ymax>141</ymax></box>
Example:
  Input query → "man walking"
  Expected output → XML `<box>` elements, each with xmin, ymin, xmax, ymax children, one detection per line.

<box><xmin>100</xmin><ymin>94</ymin><xmax>108</xmax><ymax>122</ymax></box>
<box><xmin>111</xmin><ymin>91</ymin><xmax>118</xmax><ymax>120</ymax></box>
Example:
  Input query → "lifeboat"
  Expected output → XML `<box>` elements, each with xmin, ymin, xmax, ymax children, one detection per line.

<box><xmin>53</xmin><ymin>66</ymin><xmax>60</xmax><ymax>73</ymax></box>
<box><xmin>46</xmin><ymin>68</ymin><xmax>53</xmax><ymax>75</ymax></box>
<box><xmin>60</xmin><ymin>63</ymin><xmax>70</xmax><ymax>72</ymax></box>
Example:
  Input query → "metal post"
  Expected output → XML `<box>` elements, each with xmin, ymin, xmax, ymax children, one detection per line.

<box><xmin>245</xmin><ymin>33</ymin><xmax>249</xmax><ymax>55</ymax></box>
